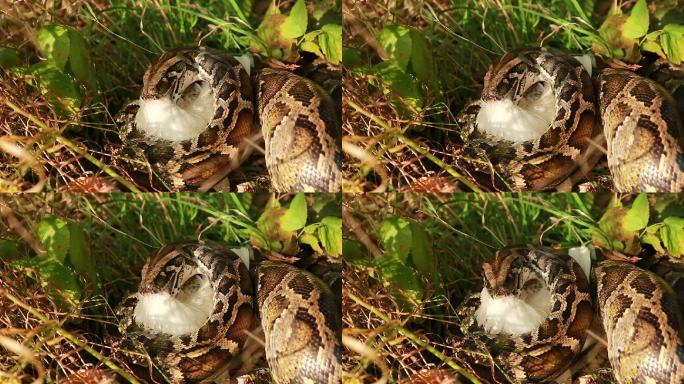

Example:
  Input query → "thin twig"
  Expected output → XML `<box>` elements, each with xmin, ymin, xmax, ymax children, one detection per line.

<box><xmin>1</xmin><ymin>289</ymin><xmax>142</xmax><ymax>384</ymax></box>
<box><xmin>347</xmin><ymin>100</ymin><xmax>482</xmax><ymax>192</ymax></box>
<box><xmin>347</xmin><ymin>292</ymin><xmax>484</xmax><ymax>384</ymax></box>
<box><xmin>2</xmin><ymin>100</ymin><xmax>141</xmax><ymax>193</ymax></box>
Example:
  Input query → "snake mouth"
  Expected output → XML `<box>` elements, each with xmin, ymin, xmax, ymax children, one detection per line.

<box><xmin>475</xmin><ymin>80</ymin><xmax>556</xmax><ymax>144</ymax></box>
<box><xmin>132</xmin><ymin>274</ymin><xmax>214</xmax><ymax>336</ymax></box>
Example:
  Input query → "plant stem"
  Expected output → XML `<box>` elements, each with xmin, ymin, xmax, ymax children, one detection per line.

<box><xmin>2</xmin><ymin>100</ymin><xmax>141</xmax><ymax>193</ymax></box>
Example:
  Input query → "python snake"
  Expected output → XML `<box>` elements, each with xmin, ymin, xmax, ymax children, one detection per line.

<box><xmin>454</xmin><ymin>245</ymin><xmax>684</xmax><ymax>383</ymax></box>
<box><xmin>114</xmin><ymin>242</ymin><xmax>342</xmax><ymax>384</ymax></box>
<box><xmin>114</xmin><ymin>47</ymin><xmax>342</xmax><ymax>192</ymax></box>
<box><xmin>454</xmin><ymin>48</ymin><xmax>684</xmax><ymax>192</ymax></box>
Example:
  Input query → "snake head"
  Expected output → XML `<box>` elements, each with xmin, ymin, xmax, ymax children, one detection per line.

<box><xmin>482</xmin><ymin>247</ymin><xmax>528</xmax><ymax>297</ymax></box>
<box><xmin>140</xmin><ymin>49</ymin><xmax>198</xmax><ymax>101</ymax></box>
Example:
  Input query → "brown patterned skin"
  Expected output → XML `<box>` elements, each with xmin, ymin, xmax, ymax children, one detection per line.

<box><xmin>115</xmin><ymin>242</ymin><xmax>254</xmax><ymax>383</ymax></box>
<box><xmin>115</xmin><ymin>47</ymin><xmax>341</xmax><ymax>192</ymax></box>
<box><xmin>455</xmin><ymin>246</ymin><xmax>593</xmax><ymax>383</ymax></box>
<box><xmin>594</xmin><ymin>260</ymin><xmax>684</xmax><ymax>384</ymax></box>
<box><xmin>256</xmin><ymin>69</ymin><xmax>342</xmax><ymax>192</ymax></box>
<box><xmin>597</xmin><ymin>68</ymin><xmax>684</xmax><ymax>192</ymax></box>
<box><xmin>115</xmin><ymin>48</ymin><xmax>256</xmax><ymax>190</ymax></box>
<box><xmin>115</xmin><ymin>242</ymin><xmax>341</xmax><ymax>383</ymax></box>
<box><xmin>455</xmin><ymin>48</ymin><xmax>598</xmax><ymax>191</ymax></box>
<box><xmin>257</xmin><ymin>261</ymin><xmax>342</xmax><ymax>384</ymax></box>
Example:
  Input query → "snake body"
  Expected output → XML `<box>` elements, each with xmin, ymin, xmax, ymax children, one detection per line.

<box><xmin>594</xmin><ymin>260</ymin><xmax>684</xmax><ymax>384</ymax></box>
<box><xmin>455</xmin><ymin>246</ymin><xmax>593</xmax><ymax>382</ymax></box>
<box><xmin>597</xmin><ymin>68</ymin><xmax>684</xmax><ymax>192</ymax></box>
<box><xmin>455</xmin><ymin>246</ymin><xmax>684</xmax><ymax>383</ymax></box>
<box><xmin>455</xmin><ymin>48</ymin><xmax>684</xmax><ymax>192</ymax></box>
<box><xmin>115</xmin><ymin>47</ymin><xmax>341</xmax><ymax>192</ymax></box>
<box><xmin>115</xmin><ymin>242</ymin><xmax>342</xmax><ymax>384</ymax></box>
<box><xmin>455</xmin><ymin>49</ymin><xmax>598</xmax><ymax>191</ymax></box>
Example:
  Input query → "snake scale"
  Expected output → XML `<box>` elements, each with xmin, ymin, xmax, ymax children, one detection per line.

<box><xmin>454</xmin><ymin>245</ymin><xmax>684</xmax><ymax>384</ymax></box>
<box><xmin>455</xmin><ymin>48</ymin><xmax>684</xmax><ymax>192</ymax></box>
<box><xmin>114</xmin><ymin>242</ymin><xmax>342</xmax><ymax>384</ymax></box>
<box><xmin>114</xmin><ymin>47</ymin><xmax>342</xmax><ymax>192</ymax></box>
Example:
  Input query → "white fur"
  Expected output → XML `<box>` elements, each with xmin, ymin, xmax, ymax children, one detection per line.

<box><xmin>135</xmin><ymin>82</ymin><xmax>215</xmax><ymax>142</ymax></box>
<box><xmin>133</xmin><ymin>277</ymin><xmax>214</xmax><ymax>336</ymax></box>
<box><xmin>475</xmin><ymin>286</ymin><xmax>552</xmax><ymax>335</ymax></box>
<box><xmin>476</xmin><ymin>83</ymin><xmax>556</xmax><ymax>143</ymax></box>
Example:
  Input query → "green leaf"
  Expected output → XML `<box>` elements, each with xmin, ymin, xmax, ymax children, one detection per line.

<box><xmin>343</xmin><ymin>47</ymin><xmax>364</xmax><ymax>68</ymax></box>
<box><xmin>300</xmin><ymin>231</ymin><xmax>323</xmax><ymax>254</ymax></box>
<box><xmin>623</xmin><ymin>0</ymin><xmax>649</xmax><ymax>39</ymax></box>
<box><xmin>37</xmin><ymin>217</ymin><xmax>70</xmax><ymax>262</ymax></box>
<box><xmin>319</xmin><ymin>216</ymin><xmax>342</xmax><ymax>257</ymax></box>
<box><xmin>20</xmin><ymin>62</ymin><xmax>81</xmax><ymax>115</ymax></box>
<box><xmin>379</xmin><ymin>217</ymin><xmax>412</xmax><ymax>261</ymax></box>
<box><xmin>373</xmin><ymin>62</ymin><xmax>423</xmax><ymax>110</ymax></box>
<box><xmin>36</xmin><ymin>24</ymin><xmax>71</xmax><ymax>70</ymax></box>
<box><xmin>67</xmin><ymin>223</ymin><xmax>97</xmax><ymax>286</ymax></box>
<box><xmin>67</xmin><ymin>30</ymin><xmax>96</xmax><ymax>91</ymax></box>
<box><xmin>378</xmin><ymin>25</ymin><xmax>412</xmax><ymax>70</ymax></box>
<box><xmin>409</xmin><ymin>223</ymin><xmax>433</xmax><ymax>274</ymax></box>
<box><xmin>281</xmin><ymin>0</ymin><xmax>308</xmax><ymax>39</ymax></box>
<box><xmin>342</xmin><ymin>239</ymin><xmax>363</xmax><ymax>261</ymax></box>
<box><xmin>11</xmin><ymin>257</ymin><xmax>81</xmax><ymax>308</ymax></box>
<box><xmin>375</xmin><ymin>255</ymin><xmax>424</xmax><ymax>306</ymax></box>
<box><xmin>0</xmin><ymin>239</ymin><xmax>20</xmax><ymax>260</ymax></box>
<box><xmin>300</xmin><ymin>40</ymin><xmax>322</xmax><ymax>56</ymax></box>
<box><xmin>319</xmin><ymin>24</ymin><xmax>342</xmax><ymax>65</ymax></box>
<box><xmin>281</xmin><ymin>193</ymin><xmax>308</xmax><ymax>231</ymax></box>
<box><xmin>642</xmin><ymin>225</ymin><xmax>665</xmax><ymax>253</ymax></box>
<box><xmin>0</xmin><ymin>47</ymin><xmax>20</xmax><ymax>68</ymax></box>
<box><xmin>409</xmin><ymin>30</ymin><xmax>433</xmax><ymax>84</ymax></box>
<box><xmin>624</xmin><ymin>193</ymin><xmax>649</xmax><ymax>231</ymax></box>
<box><xmin>661</xmin><ymin>27</ymin><xmax>684</xmax><ymax>64</ymax></box>
<box><xmin>661</xmin><ymin>217</ymin><xmax>684</xmax><ymax>257</ymax></box>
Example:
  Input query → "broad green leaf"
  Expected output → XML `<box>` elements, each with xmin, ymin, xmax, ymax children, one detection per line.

<box><xmin>623</xmin><ymin>0</ymin><xmax>649</xmax><ymax>39</ymax></box>
<box><xmin>37</xmin><ymin>217</ymin><xmax>70</xmax><ymax>262</ymax></box>
<box><xmin>342</xmin><ymin>239</ymin><xmax>363</xmax><ymax>261</ymax></box>
<box><xmin>36</xmin><ymin>24</ymin><xmax>71</xmax><ymax>70</ymax></box>
<box><xmin>378</xmin><ymin>217</ymin><xmax>412</xmax><ymax>261</ymax></box>
<box><xmin>11</xmin><ymin>257</ymin><xmax>81</xmax><ymax>308</ymax></box>
<box><xmin>319</xmin><ymin>24</ymin><xmax>342</xmax><ymax>65</ymax></box>
<box><xmin>319</xmin><ymin>216</ymin><xmax>342</xmax><ymax>257</ymax></box>
<box><xmin>67</xmin><ymin>223</ymin><xmax>97</xmax><ymax>286</ymax></box>
<box><xmin>664</xmin><ymin>24</ymin><xmax>684</xmax><ymax>34</ymax></box>
<box><xmin>409</xmin><ymin>222</ymin><xmax>433</xmax><ymax>274</ymax></box>
<box><xmin>377</xmin><ymin>25</ymin><xmax>412</xmax><ymax>70</ymax></box>
<box><xmin>300</xmin><ymin>40</ymin><xmax>322</xmax><ymax>56</ymax></box>
<box><xmin>281</xmin><ymin>0</ymin><xmax>308</xmax><ymax>39</ymax></box>
<box><xmin>661</xmin><ymin>28</ymin><xmax>684</xmax><ymax>64</ymax></box>
<box><xmin>409</xmin><ymin>30</ymin><xmax>433</xmax><ymax>84</ymax></box>
<box><xmin>0</xmin><ymin>47</ymin><xmax>20</xmax><ymax>68</ymax></box>
<box><xmin>67</xmin><ymin>30</ymin><xmax>96</xmax><ymax>91</ymax></box>
<box><xmin>642</xmin><ymin>225</ymin><xmax>665</xmax><ymax>253</ymax></box>
<box><xmin>300</xmin><ymin>231</ymin><xmax>323</xmax><ymax>254</ymax></box>
<box><xmin>281</xmin><ymin>193</ymin><xmax>307</xmax><ymax>231</ymax></box>
<box><xmin>21</xmin><ymin>62</ymin><xmax>81</xmax><ymax>115</ymax></box>
<box><xmin>375</xmin><ymin>255</ymin><xmax>423</xmax><ymax>306</ymax></box>
<box><xmin>0</xmin><ymin>239</ymin><xmax>19</xmax><ymax>260</ymax></box>
<box><xmin>343</xmin><ymin>47</ymin><xmax>364</xmax><ymax>68</ymax></box>
<box><xmin>661</xmin><ymin>217</ymin><xmax>684</xmax><ymax>257</ymax></box>
<box><xmin>373</xmin><ymin>62</ymin><xmax>423</xmax><ymax>110</ymax></box>
<box><xmin>623</xmin><ymin>193</ymin><xmax>649</xmax><ymax>231</ymax></box>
